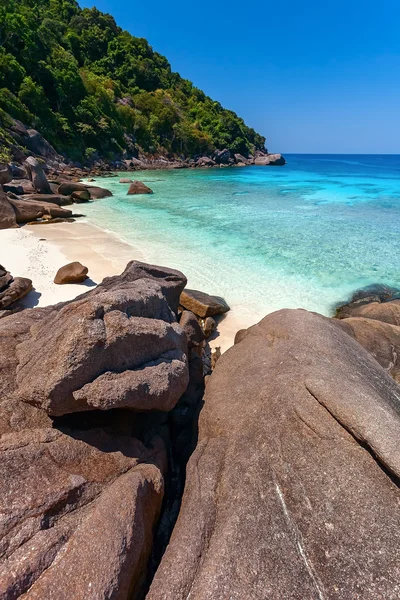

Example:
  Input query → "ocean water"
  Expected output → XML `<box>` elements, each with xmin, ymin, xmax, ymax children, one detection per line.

<box><xmin>82</xmin><ymin>154</ymin><xmax>400</xmax><ymax>327</ymax></box>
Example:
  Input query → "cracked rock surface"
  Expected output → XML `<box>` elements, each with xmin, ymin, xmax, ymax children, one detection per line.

<box><xmin>147</xmin><ymin>309</ymin><xmax>400</xmax><ymax>600</ymax></box>
<box><xmin>0</xmin><ymin>261</ymin><xmax>190</xmax><ymax>600</ymax></box>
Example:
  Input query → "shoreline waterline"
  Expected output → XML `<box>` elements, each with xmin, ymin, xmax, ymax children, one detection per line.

<box><xmin>2</xmin><ymin>221</ymin><xmax>243</xmax><ymax>351</ymax></box>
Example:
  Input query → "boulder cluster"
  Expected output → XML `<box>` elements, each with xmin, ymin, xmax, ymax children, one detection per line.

<box><xmin>123</xmin><ymin>149</ymin><xmax>286</xmax><ymax>171</ymax></box>
<box><xmin>1</xmin><ymin>262</ymin><xmax>399</xmax><ymax>599</ymax></box>
<box><xmin>0</xmin><ymin>159</ymin><xmax>112</xmax><ymax>230</ymax></box>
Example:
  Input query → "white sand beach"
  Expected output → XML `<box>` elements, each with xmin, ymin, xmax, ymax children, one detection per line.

<box><xmin>0</xmin><ymin>221</ymin><xmax>241</xmax><ymax>351</ymax></box>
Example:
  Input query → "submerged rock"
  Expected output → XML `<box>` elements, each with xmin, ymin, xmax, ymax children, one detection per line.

<box><xmin>54</xmin><ymin>262</ymin><xmax>89</xmax><ymax>285</ymax></box>
<box><xmin>148</xmin><ymin>309</ymin><xmax>400</xmax><ymax>600</ymax></box>
<box><xmin>180</xmin><ymin>289</ymin><xmax>230</xmax><ymax>318</ymax></box>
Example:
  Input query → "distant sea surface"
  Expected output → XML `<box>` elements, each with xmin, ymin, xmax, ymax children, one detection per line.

<box><xmin>83</xmin><ymin>154</ymin><xmax>400</xmax><ymax>327</ymax></box>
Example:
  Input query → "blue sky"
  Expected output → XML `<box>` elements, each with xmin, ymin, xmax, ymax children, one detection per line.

<box><xmin>80</xmin><ymin>0</ymin><xmax>399</xmax><ymax>153</ymax></box>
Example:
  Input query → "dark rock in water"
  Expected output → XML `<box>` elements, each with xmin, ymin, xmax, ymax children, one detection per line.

<box><xmin>0</xmin><ymin>262</ymin><xmax>192</xmax><ymax>599</ymax></box>
<box><xmin>71</xmin><ymin>189</ymin><xmax>90</xmax><ymax>202</ymax></box>
<box><xmin>3</xmin><ymin>178</ymin><xmax>36</xmax><ymax>195</ymax></box>
<box><xmin>0</xmin><ymin>163</ymin><xmax>12</xmax><ymax>185</ymax></box>
<box><xmin>24</xmin><ymin>157</ymin><xmax>52</xmax><ymax>194</ymax></box>
<box><xmin>179</xmin><ymin>310</ymin><xmax>205</xmax><ymax>348</ymax></box>
<box><xmin>86</xmin><ymin>185</ymin><xmax>112</xmax><ymax>199</ymax></box>
<box><xmin>0</xmin><ymin>275</ymin><xmax>32</xmax><ymax>309</ymax></box>
<box><xmin>335</xmin><ymin>283</ymin><xmax>400</xmax><ymax>319</ymax></box>
<box><xmin>54</xmin><ymin>261</ymin><xmax>89</xmax><ymax>285</ymax></box>
<box><xmin>15</xmin><ymin>261</ymin><xmax>188</xmax><ymax>416</ymax></box>
<box><xmin>127</xmin><ymin>181</ymin><xmax>153</xmax><ymax>195</ymax></box>
<box><xmin>0</xmin><ymin>188</ymin><xmax>17</xmax><ymax>229</ymax></box>
<box><xmin>180</xmin><ymin>289</ymin><xmax>230</xmax><ymax>318</ymax></box>
<box><xmin>147</xmin><ymin>309</ymin><xmax>400</xmax><ymax>600</ymax></box>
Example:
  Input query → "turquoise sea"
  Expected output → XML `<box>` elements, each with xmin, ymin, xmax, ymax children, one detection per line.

<box><xmin>83</xmin><ymin>154</ymin><xmax>400</xmax><ymax>327</ymax></box>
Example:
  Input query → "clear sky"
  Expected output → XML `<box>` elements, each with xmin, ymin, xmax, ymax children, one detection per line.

<box><xmin>80</xmin><ymin>0</ymin><xmax>399</xmax><ymax>154</ymax></box>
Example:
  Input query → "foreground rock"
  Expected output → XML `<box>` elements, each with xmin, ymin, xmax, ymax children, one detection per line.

<box><xmin>180</xmin><ymin>289</ymin><xmax>230</xmax><ymax>318</ymax></box>
<box><xmin>54</xmin><ymin>262</ymin><xmax>89</xmax><ymax>285</ymax></box>
<box><xmin>0</xmin><ymin>262</ymin><xmax>191</xmax><ymax>599</ymax></box>
<box><xmin>127</xmin><ymin>181</ymin><xmax>153</xmax><ymax>195</ymax></box>
<box><xmin>15</xmin><ymin>261</ymin><xmax>189</xmax><ymax>416</ymax></box>
<box><xmin>148</xmin><ymin>309</ymin><xmax>400</xmax><ymax>599</ymax></box>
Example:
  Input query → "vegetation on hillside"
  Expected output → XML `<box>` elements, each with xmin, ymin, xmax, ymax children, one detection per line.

<box><xmin>0</xmin><ymin>0</ymin><xmax>266</xmax><ymax>162</ymax></box>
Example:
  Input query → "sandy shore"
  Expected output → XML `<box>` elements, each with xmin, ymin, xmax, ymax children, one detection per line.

<box><xmin>0</xmin><ymin>221</ymin><xmax>241</xmax><ymax>351</ymax></box>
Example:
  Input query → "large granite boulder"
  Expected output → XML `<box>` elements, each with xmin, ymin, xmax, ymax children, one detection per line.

<box><xmin>14</xmin><ymin>261</ymin><xmax>189</xmax><ymax>416</ymax></box>
<box><xmin>196</xmin><ymin>157</ymin><xmax>215</xmax><ymax>168</ymax></box>
<box><xmin>148</xmin><ymin>309</ymin><xmax>400</xmax><ymax>600</ymax></box>
<box><xmin>0</xmin><ymin>261</ymin><xmax>192</xmax><ymax>599</ymax></box>
<box><xmin>0</xmin><ymin>163</ymin><xmax>12</xmax><ymax>185</ymax></box>
<box><xmin>335</xmin><ymin>283</ymin><xmax>400</xmax><ymax>318</ymax></box>
<box><xmin>127</xmin><ymin>181</ymin><xmax>153</xmax><ymax>195</ymax></box>
<box><xmin>339</xmin><ymin>316</ymin><xmax>400</xmax><ymax>383</ymax></box>
<box><xmin>0</xmin><ymin>188</ymin><xmax>17</xmax><ymax>229</ymax></box>
<box><xmin>180</xmin><ymin>289</ymin><xmax>230</xmax><ymax>318</ymax></box>
<box><xmin>8</xmin><ymin>197</ymin><xmax>73</xmax><ymax>221</ymax></box>
<box><xmin>338</xmin><ymin>299</ymin><xmax>400</xmax><ymax>326</ymax></box>
<box><xmin>58</xmin><ymin>181</ymin><xmax>88</xmax><ymax>196</ymax></box>
<box><xmin>54</xmin><ymin>262</ymin><xmax>89</xmax><ymax>285</ymax></box>
<box><xmin>8</xmin><ymin>197</ymin><xmax>44</xmax><ymax>223</ymax></box>
<box><xmin>213</xmin><ymin>149</ymin><xmax>231</xmax><ymax>164</ymax></box>
<box><xmin>24</xmin><ymin>157</ymin><xmax>52</xmax><ymax>194</ymax></box>
<box><xmin>24</xmin><ymin>193</ymin><xmax>73</xmax><ymax>206</ymax></box>
<box><xmin>3</xmin><ymin>178</ymin><xmax>36</xmax><ymax>195</ymax></box>
<box><xmin>86</xmin><ymin>185</ymin><xmax>112</xmax><ymax>199</ymax></box>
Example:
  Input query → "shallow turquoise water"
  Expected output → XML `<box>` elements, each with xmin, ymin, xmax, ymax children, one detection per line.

<box><xmin>83</xmin><ymin>155</ymin><xmax>400</xmax><ymax>326</ymax></box>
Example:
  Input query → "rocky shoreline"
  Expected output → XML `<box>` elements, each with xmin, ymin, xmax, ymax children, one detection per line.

<box><xmin>0</xmin><ymin>255</ymin><xmax>399</xmax><ymax>598</ymax></box>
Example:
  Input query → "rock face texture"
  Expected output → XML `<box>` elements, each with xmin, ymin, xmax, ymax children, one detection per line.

<box><xmin>148</xmin><ymin>309</ymin><xmax>400</xmax><ymax>600</ymax></box>
<box><xmin>0</xmin><ymin>261</ymin><xmax>192</xmax><ymax>600</ymax></box>
<box><xmin>54</xmin><ymin>261</ymin><xmax>89</xmax><ymax>285</ymax></box>
<box><xmin>180</xmin><ymin>289</ymin><xmax>230</xmax><ymax>318</ymax></box>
